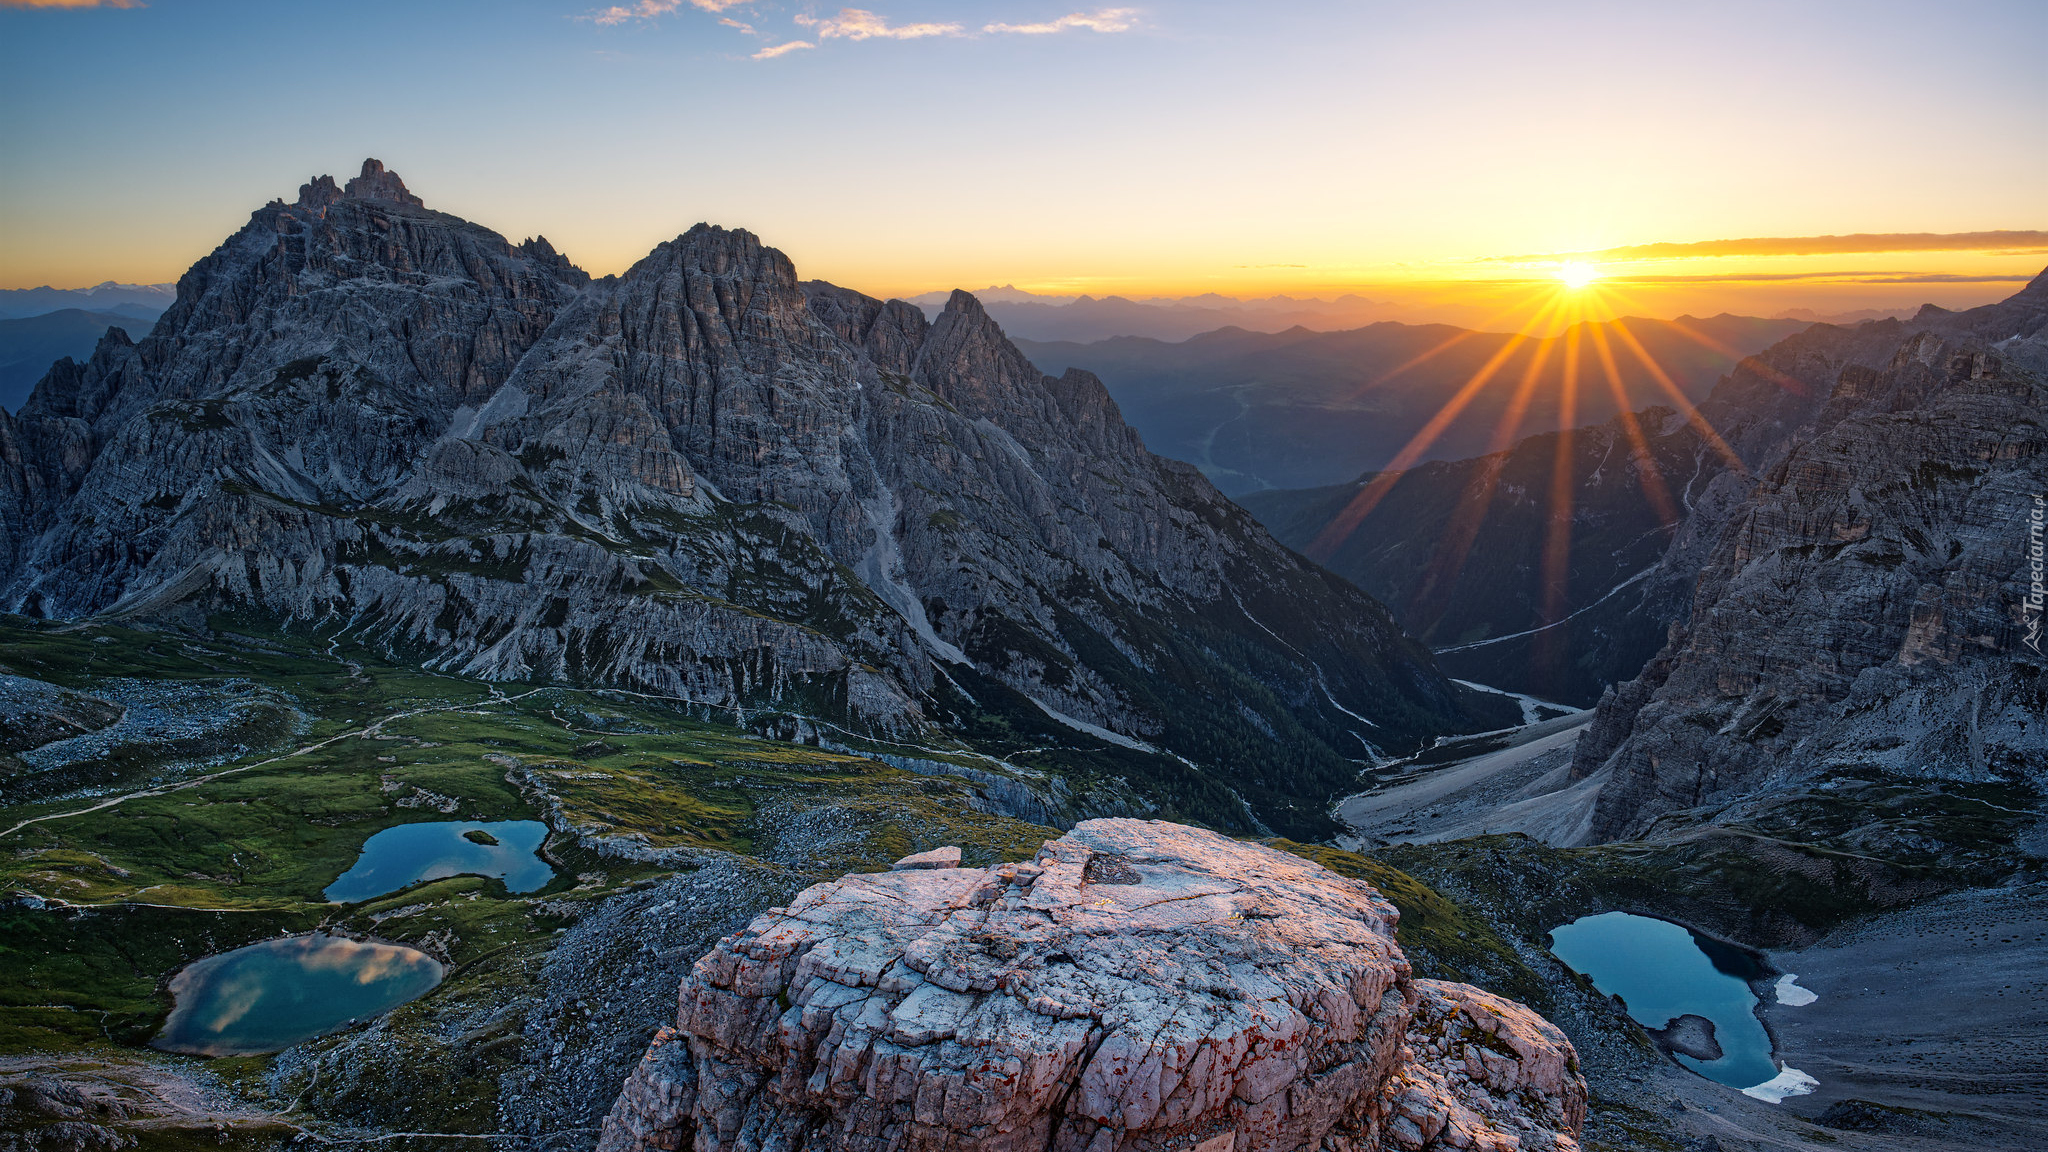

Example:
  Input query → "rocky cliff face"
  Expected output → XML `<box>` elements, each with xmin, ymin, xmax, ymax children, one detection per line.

<box><xmin>1572</xmin><ymin>273</ymin><xmax>2048</xmax><ymax>838</ymax></box>
<box><xmin>599</xmin><ymin>819</ymin><xmax>1586</xmax><ymax>1152</ymax></box>
<box><xmin>0</xmin><ymin>160</ymin><xmax>1489</xmax><ymax>837</ymax></box>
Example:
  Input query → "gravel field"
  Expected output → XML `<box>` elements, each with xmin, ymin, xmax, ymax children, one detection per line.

<box><xmin>1763</xmin><ymin>880</ymin><xmax>2048</xmax><ymax>1149</ymax></box>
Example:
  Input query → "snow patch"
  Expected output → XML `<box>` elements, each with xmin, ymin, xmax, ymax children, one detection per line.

<box><xmin>1451</xmin><ymin>678</ymin><xmax>1583</xmax><ymax>725</ymax></box>
<box><xmin>443</xmin><ymin>403</ymin><xmax>481</xmax><ymax>442</ymax></box>
<box><xmin>972</xmin><ymin>418</ymin><xmax>1039</xmax><ymax>471</ymax></box>
<box><xmin>1229</xmin><ymin>590</ymin><xmax>1383</xmax><ymax>739</ymax></box>
<box><xmin>1773</xmin><ymin>974</ymin><xmax>1818</xmax><ymax>1006</ymax></box>
<box><xmin>1319</xmin><ymin>682</ymin><xmax>1379</xmax><ymax>729</ymax></box>
<box><xmin>1741</xmin><ymin>1066</ymin><xmax>1818</xmax><ymax>1103</ymax></box>
<box><xmin>246</xmin><ymin>438</ymin><xmax>320</xmax><ymax>505</ymax></box>
<box><xmin>1027</xmin><ymin>695</ymin><xmax>1155</xmax><ymax>752</ymax></box>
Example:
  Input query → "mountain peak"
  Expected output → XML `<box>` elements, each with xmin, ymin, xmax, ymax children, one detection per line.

<box><xmin>297</xmin><ymin>160</ymin><xmax>426</xmax><ymax>212</ymax></box>
<box><xmin>941</xmin><ymin>287</ymin><xmax>987</xmax><ymax>316</ymax></box>
<box><xmin>344</xmin><ymin>158</ymin><xmax>424</xmax><ymax>207</ymax></box>
<box><xmin>296</xmin><ymin>173</ymin><xmax>342</xmax><ymax>211</ymax></box>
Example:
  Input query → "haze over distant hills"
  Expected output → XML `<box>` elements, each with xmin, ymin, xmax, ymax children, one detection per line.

<box><xmin>1020</xmin><ymin>314</ymin><xmax>1807</xmax><ymax>495</ymax></box>
<box><xmin>0</xmin><ymin>281</ymin><xmax>174</xmax><ymax>322</ymax></box>
<box><xmin>0</xmin><ymin>309</ymin><xmax>153</xmax><ymax>412</ymax></box>
<box><xmin>907</xmin><ymin>285</ymin><xmax>1401</xmax><ymax>343</ymax></box>
<box><xmin>1770</xmin><ymin>306</ymin><xmax>1917</xmax><ymax>325</ymax></box>
<box><xmin>0</xmin><ymin>285</ymin><xmax>173</xmax><ymax>411</ymax></box>
<box><xmin>905</xmin><ymin>286</ymin><xmax>1933</xmax><ymax>348</ymax></box>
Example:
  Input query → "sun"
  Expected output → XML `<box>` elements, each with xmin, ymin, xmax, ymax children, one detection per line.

<box><xmin>1554</xmin><ymin>261</ymin><xmax>1604</xmax><ymax>290</ymax></box>
<box><xmin>1556</xmin><ymin>261</ymin><xmax>1602</xmax><ymax>290</ymax></box>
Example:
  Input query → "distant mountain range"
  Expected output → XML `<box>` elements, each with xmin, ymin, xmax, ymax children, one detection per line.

<box><xmin>1770</xmin><ymin>306</ymin><xmax>1916</xmax><ymax>325</ymax></box>
<box><xmin>1019</xmin><ymin>314</ymin><xmax>1808</xmax><ymax>495</ymax></box>
<box><xmin>0</xmin><ymin>309</ymin><xmax>154</xmax><ymax>412</ymax></box>
<box><xmin>906</xmin><ymin>286</ymin><xmax>1401</xmax><ymax>343</ymax></box>
<box><xmin>0</xmin><ymin>285</ymin><xmax>172</xmax><ymax>412</ymax></box>
<box><xmin>0</xmin><ymin>281</ymin><xmax>174</xmax><ymax>322</ymax></box>
<box><xmin>900</xmin><ymin>285</ymin><xmax>1921</xmax><ymax>348</ymax></box>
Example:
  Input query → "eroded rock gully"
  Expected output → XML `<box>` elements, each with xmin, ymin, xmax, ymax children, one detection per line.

<box><xmin>599</xmin><ymin>819</ymin><xmax>1585</xmax><ymax>1152</ymax></box>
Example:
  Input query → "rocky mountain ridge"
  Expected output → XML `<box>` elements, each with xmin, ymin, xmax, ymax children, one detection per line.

<box><xmin>1573</xmin><ymin>272</ymin><xmax>2048</xmax><ymax>838</ymax></box>
<box><xmin>0</xmin><ymin>160</ymin><xmax>1499</xmax><ymax>839</ymax></box>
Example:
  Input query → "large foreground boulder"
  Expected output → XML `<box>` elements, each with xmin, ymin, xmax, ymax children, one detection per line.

<box><xmin>599</xmin><ymin>819</ymin><xmax>1585</xmax><ymax>1152</ymax></box>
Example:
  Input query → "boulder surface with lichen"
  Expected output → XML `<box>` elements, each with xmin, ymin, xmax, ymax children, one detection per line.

<box><xmin>599</xmin><ymin>818</ymin><xmax>1584</xmax><ymax>1152</ymax></box>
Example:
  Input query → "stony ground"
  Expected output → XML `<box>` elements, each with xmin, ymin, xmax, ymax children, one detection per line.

<box><xmin>1762</xmin><ymin>881</ymin><xmax>2048</xmax><ymax>1148</ymax></box>
<box><xmin>1337</xmin><ymin>714</ymin><xmax>1595</xmax><ymax>847</ymax></box>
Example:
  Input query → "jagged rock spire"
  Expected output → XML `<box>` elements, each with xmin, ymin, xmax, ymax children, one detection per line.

<box><xmin>344</xmin><ymin>159</ymin><xmax>424</xmax><ymax>207</ymax></box>
<box><xmin>296</xmin><ymin>173</ymin><xmax>342</xmax><ymax>211</ymax></box>
<box><xmin>292</xmin><ymin>159</ymin><xmax>424</xmax><ymax>212</ymax></box>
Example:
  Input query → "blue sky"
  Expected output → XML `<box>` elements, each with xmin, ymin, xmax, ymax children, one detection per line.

<box><xmin>2</xmin><ymin>0</ymin><xmax>2044</xmax><ymax>314</ymax></box>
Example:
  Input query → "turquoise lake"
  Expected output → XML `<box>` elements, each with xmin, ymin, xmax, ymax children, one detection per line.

<box><xmin>1548</xmin><ymin>910</ymin><xmax>1778</xmax><ymax>1089</ymax></box>
<box><xmin>324</xmin><ymin>819</ymin><xmax>553</xmax><ymax>903</ymax></box>
<box><xmin>153</xmin><ymin>934</ymin><xmax>443</xmax><ymax>1056</ymax></box>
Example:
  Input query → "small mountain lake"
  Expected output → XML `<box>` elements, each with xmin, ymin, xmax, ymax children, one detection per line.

<box><xmin>324</xmin><ymin>819</ymin><xmax>552</xmax><ymax>903</ymax></box>
<box><xmin>153</xmin><ymin>934</ymin><xmax>443</xmax><ymax>1056</ymax></box>
<box><xmin>1549</xmin><ymin>911</ymin><xmax>1781</xmax><ymax>1091</ymax></box>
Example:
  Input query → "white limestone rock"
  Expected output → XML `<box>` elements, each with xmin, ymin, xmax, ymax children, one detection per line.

<box><xmin>599</xmin><ymin>819</ymin><xmax>1585</xmax><ymax>1152</ymax></box>
<box><xmin>889</xmin><ymin>846</ymin><xmax>961</xmax><ymax>871</ymax></box>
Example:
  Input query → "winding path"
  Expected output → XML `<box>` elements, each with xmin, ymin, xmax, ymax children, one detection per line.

<box><xmin>0</xmin><ymin>687</ymin><xmax>554</xmax><ymax>841</ymax></box>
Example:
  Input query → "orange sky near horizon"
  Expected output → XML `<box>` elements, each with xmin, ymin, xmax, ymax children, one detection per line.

<box><xmin>3</xmin><ymin>1</ymin><xmax>2043</xmax><ymax>327</ymax></box>
<box><xmin>8</xmin><ymin>205</ymin><xmax>2039</xmax><ymax>331</ymax></box>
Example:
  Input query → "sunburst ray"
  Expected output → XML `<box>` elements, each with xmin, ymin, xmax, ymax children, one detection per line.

<box><xmin>1587</xmin><ymin>322</ymin><xmax>1680</xmax><ymax>526</ymax></box>
<box><xmin>1307</xmin><ymin>293</ymin><xmax>1566</xmax><ymax>561</ymax></box>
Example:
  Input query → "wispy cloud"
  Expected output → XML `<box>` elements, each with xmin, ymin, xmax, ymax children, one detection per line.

<box><xmin>1487</xmin><ymin>270</ymin><xmax>2039</xmax><ymax>285</ymax></box>
<box><xmin>795</xmin><ymin>8</ymin><xmax>962</xmax><ymax>40</ymax></box>
<box><xmin>1495</xmin><ymin>231</ymin><xmax>2048</xmax><ymax>263</ymax></box>
<box><xmin>984</xmin><ymin>8</ymin><xmax>1138</xmax><ymax>35</ymax></box>
<box><xmin>588</xmin><ymin>0</ymin><xmax>746</xmax><ymax>26</ymax></box>
<box><xmin>753</xmin><ymin>39</ymin><xmax>814</xmax><ymax>58</ymax></box>
<box><xmin>1</xmin><ymin>0</ymin><xmax>145</xmax><ymax>8</ymax></box>
<box><xmin>585</xmin><ymin>2</ymin><xmax>1143</xmax><ymax>57</ymax></box>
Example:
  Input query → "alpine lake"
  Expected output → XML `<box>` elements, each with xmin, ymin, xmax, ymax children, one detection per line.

<box><xmin>1549</xmin><ymin>910</ymin><xmax>1779</xmax><ymax>1090</ymax></box>
<box><xmin>154</xmin><ymin>819</ymin><xmax>554</xmax><ymax>1054</ymax></box>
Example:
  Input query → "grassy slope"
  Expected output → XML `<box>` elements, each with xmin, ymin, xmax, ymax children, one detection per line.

<box><xmin>0</xmin><ymin>616</ymin><xmax>1059</xmax><ymax>1142</ymax></box>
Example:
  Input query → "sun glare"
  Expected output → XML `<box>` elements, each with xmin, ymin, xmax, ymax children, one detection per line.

<box><xmin>1556</xmin><ymin>261</ymin><xmax>1602</xmax><ymax>289</ymax></box>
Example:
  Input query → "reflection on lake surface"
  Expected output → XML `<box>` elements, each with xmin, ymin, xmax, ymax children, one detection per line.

<box><xmin>154</xmin><ymin>933</ymin><xmax>442</xmax><ymax>1056</ymax></box>
<box><xmin>324</xmin><ymin>819</ymin><xmax>552</xmax><ymax>903</ymax></box>
<box><xmin>1548</xmin><ymin>911</ymin><xmax>1780</xmax><ymax>1090</ymax></box>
